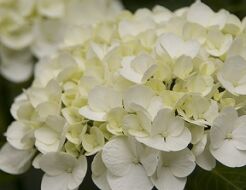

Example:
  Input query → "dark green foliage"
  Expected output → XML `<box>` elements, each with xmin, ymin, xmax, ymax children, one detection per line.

<box><xmin>186</xmin><ymin>164</ymin><xmax>246</xmax><ymax>190</ymax></box>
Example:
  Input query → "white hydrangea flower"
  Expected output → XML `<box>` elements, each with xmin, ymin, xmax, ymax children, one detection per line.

<box><xmin>120</xmin><ymin>53</ymin><xmax>157</xmax><ymax>84</ymax></box>
<box><xmin>152</xmin><ymin>148</ymin><xmax>196</xmax><ymax>190</ymax></box>
<box><xmin>101</xmin><ymin>137</ymin><xmax>158</xmax><ymax>190</ymax></box>
<box><xmin>205</xmin><ymin>27</ymin><xmax>233</xmax><ymax>57</ymax></box>
<box><xmin>156</xmin><ymin>33</ymin><xmax>200</xmax><ymax>59</ymax></box>
<box><xmin>176</xmin><ymin>94</ymin><xmax>217</xmax><ymax>126</ymax></box>
<box><xmin>0</xmin><ymin>22</ymin><xmax>34</xmax><ymax>50</ymax></box>
<box><xmin>217</xmin><ymin>56</ymin><xmax>246</xmax><ymax>95</ymax></box>
<box><xmin>82</xmin><ymin>126</ymin><xmax>105</xmax><ymax>155</ymax></box>
<box><xmin>123</xmin><ymin>85</ymin><xmax>163</xmax><ymax>119</ymax></box>
<box><xmin>173</xmin><ymin>56</ymin><xmax>193</xmax><ymax>80</ymax></box>
<box><xmin>1</xmin><ymin>1</ymin><xmax>246</xmax><ymax>189</ymax></box>
<box><xmin>31</xmin><ymin>19</ymin><xmax>65</xmax><ymax>58</ymax></box>
<box><xmin>34</xmin><ymin>116</ymin><xmax>67</xmax><ymax>154</ymax></box>
<box><xmin>136</xmin><ymin>109</ymin><xmax>191</xmax><ymax>151</ymax></box>
<box><xmin>106</xmin><ymin>108</ymin><xmax>127</xmax><ymax>135</ymax></box>
<box><xmin>39</xmin><ymin>152</ymin><xmax>87</xmax><ymax>190</ymax></box>
<box><xmin>0</xmin><ymin>0</ymin><xmax>123</xmax><ymax>82</ymax></box>
<box><xmin>210</xmin><ymin>107</ymin><xmax>246</xmax><ymax>167</ymax></box>
<box><xmin>0</xmin><ymin>46</ymin><xmax>33</xmax><ymax>82</ymax></box>
<box><xmin>0</xmin><ymin>143</ymin><xmax>35</xmax><ymax>174</ymax></box>
<box><xmin>6</xmin><ymin>121</ymin><xmax>34</xmax><ymax>150</ymax></box>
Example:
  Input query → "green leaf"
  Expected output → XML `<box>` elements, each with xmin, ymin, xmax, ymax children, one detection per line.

<box><xmin>186</xmin><ymin>163</ymin><xmax>246</xmax><ymax>190</ymax></box>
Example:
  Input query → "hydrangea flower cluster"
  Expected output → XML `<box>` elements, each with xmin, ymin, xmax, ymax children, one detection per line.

<box><xmin>0</xmin><ymin>0</ymin><xmax>122</xmax><ymax>82</ymax></box>
<box><xmin>1</xmin><ymin>1</ymin><xmax>246</xmax><ymax>190</ymax></box>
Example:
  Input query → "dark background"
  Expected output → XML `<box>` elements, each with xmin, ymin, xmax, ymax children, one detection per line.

<box><xmin>1</xmin><ymin>0</ymin><xmax>246</xmax><ymax>189</ymax></box>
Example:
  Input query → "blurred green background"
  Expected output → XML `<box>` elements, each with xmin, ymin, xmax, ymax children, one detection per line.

<box><xmin>0</xmin><ymin>0</ymin><xmax>246</xmax><ymax>189</ymax></box>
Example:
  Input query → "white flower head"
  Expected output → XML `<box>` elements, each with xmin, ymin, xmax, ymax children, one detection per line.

<box><xmin>101</xmin><ymin>137</ymin><xmax>158</xmax><ymax>190</ymax></box>
<box><xmin>136</xmin><ymin>108</ymin><xmax>191</xmax><ymax>151</ymax></box>
<box><xmin>0</xmin><ymin>143</ymin><xmax>35</xmax><ymax>174</ymax></box>
<box><xmin>217</xmin><ymin>56</ymin><xmax>246</xmax><ymax>95</ymax></box>
<box><xmin>39</xmin><ymin>152</ymin><xmax>87</xmax><ymax>190</ymax></box>
<box><xmin>152</xmin><ymin>148</ymin><xmax>196</xmax><ymax>190</ymax></box>
<box><xmin>210</xmin><ymin>107</ymin><xmax>246</xmax><ymax>167</ymax></box>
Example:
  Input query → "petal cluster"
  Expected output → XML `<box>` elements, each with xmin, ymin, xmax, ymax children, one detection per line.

<box><xmin>1</xmin><ymin>1</ymin><xmax>246</xmax><ymax>190</ymax></box>
<box><xmin>0</xmin><ymin>0</ymin><xmax>123</xmax><ymax>82</ymax></box>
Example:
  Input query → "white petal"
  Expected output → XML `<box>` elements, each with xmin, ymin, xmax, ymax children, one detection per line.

<box><xmin>88</xmin><ymin>86</ymin><xmax>122</xmax><ymax>112</ymax></box>
<box><xmin>232</xmin><ymin>116</ymin><xmax>246</xmax><ymax>150</ymax></box>
<box><xmin>0</xmin><ymin>143</ymin><xmax>35</xmax><ymax>174</ymax></box>
<box><xmin>123</xmin><ymin>113</ymin><xmax>150</xmax><ymax>137</ymax></box>
<box><xmin>136</xmin><ymin>135</ymin><xmax>169</xmax><ymax>151</ymax></box>
<box><xmin>139</xmin><ymin>146</ymin><xmax>159</xmax><ymax>176</ymax></box>
<box><xmin>152</xmin><ymin>109</ymin><xmax>173</xmax><ymax>136</ymax></box>
<box><xmin>92</xmin><ymin>152</ymin><xmax>111</xmax><ymax>190</ymax></box>
<box><xmin>210</xmin><ymin>107</ymin><xmax>238</xmax><ymax>149</ymax></box>
<box><xmin>107</xmin><ymin>165</ymin><xmax>153</xmax><ymax>190</ymax></box>
<box><xmin>157</xmin><ymin>33</ymin><xmax>200</xmax><ymax>59</ymax></box>
<box><xmin>204</xmin><ymin>100</ymin><xmax>219</xmax><ymax>125</ymax></box>
<box><xmin>188</xmin><ymin>123</ymin><xmax>204</xmax><ymax>145</ymax></box>
<box><xmin>120</xmin><ymin>60</ymin><xmax>143</xmax><ymax>84</ymax></box>
<box><xmin>192</xmin><ymin>133</ymin><xmax>207</xmax><ymax>156</ymax></box>
<box><xmin>36</xmin><ymin>102</ymin><xmax>60</xmax><ymax>121</ymax></box>
<box><xmin>79</xmin><ymin>106</ymin><xmax>107</xmax><ymax>121</ymax></box>
<box><xmin>1</xmin><ymin>25</ymin><xmax>33</xmax><ymax>50</ymax></box>
<box><xmin>32</xmin><ymin>154</ymin><xmax>42</xmax><ymax>169</ymax></box>
<box><xmin>68</xmin><ymin>156</ymin><xmax>87</xmax><ymax>190</ymax></box>
<box><xmin>152</xmin><ymin>167</ymin><xmax>187</xmax><ymax>190</ymax></box>
<box><xmin>235</xmin><ymin>85</ymin><xmax>246</xmax><ymax>95</ymax></box>
<box><xmin>123</xmin><ymin>85</ymin><xmax>154</xmax><ymax>111</ymax></box>
<box><xmin>41</xmin><ymin>174</ymin><xmax>69</xmax><ymax>190</ymax></box>
<box><xmin>165</xmin><ymin>127</ymin><xmax>191</xmax><ymax>151</ymax></box>
<box><xmin>35</xmin><ymin>139</ymin><xmax>59</xmax><ymax>154</ymax></box>
<box><xmin>35</xmin><ymin>127</ymin><xmax>58</xmax><ymax>145</ymax></box>
<box><xmin>210</xmin><ymin>140</ymin><xmax>246</xmax><ymax>167</ymax></box>
<box><xmin>182</xmin><ymin>40</ymin><xmax>200</xmax><ymax>58</ymax></box>
<box><xmin>196</xmin><ymin>147</ymin><xmax>216</xmax><ymax>171</ymax></box>
<box><xmin>157</xmin><ymin>33</ymin><xmax>183</xmax><ymax>59</ymax></box>
<box><xmin>6</xmin><ymin>121</ymin><xmax>34</xmax><ymax>150</ymax></box>
<box><xmin>39</xmin><ymin>152</ymin><xmax>76</xmax><ymax>176</ymax></box>
<box><xmin>187</xmin><ymin>1</ymin><xmax>214</xmax><ymax>27</ymax></box>
<box><xmin>147</xmin><ymin>96</ymin><xmax>164</xmax><ymax>119</ymax></box>
<box><xmin>217</xmin><ymin>56</ymin><xmax>246</xmax><ymax>95</ymax></box>
<box><xmin>102</xmin><ymin>137</ymin><xmax>134</xmax><ymax>176</ymax></box>
<box><xmin>37</xmin><ymin>0</ymin><xmax>65</xmax><ymax>18</ymax></box>
<box><xmin>166</xmin><ymin>149</ymin><xmax>196</xmax><ymax>178</ymax></box>
<box><xmin>120</xmin><ymin>53</ymin><xmax>157</xmax><ymax>84</ymax></box>
<box><xmin>0</xmin><ymin>55</ymin><xmax>33</xmax><ymax>82</ymax></box>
